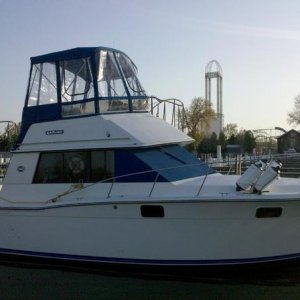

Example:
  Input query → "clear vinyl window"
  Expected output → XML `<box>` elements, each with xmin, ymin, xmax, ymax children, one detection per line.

<box><xmin>27</xmin><ymin>62</ymin><xmax>58</xmax><ymax>107</ymax></box>
<box><xmin>97</xmin><ymin>50</ymin><xmax>129</xmax><ymax>113</ymax></box>
<box><xmin>61</xmin><ymin>58</ymin><xmax>94</xmax><ymax>102</ymax></box>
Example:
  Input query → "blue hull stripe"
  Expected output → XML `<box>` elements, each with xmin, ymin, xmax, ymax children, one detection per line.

<box><xmin>0</xmin><ymin>248</ymin><xmax>300</xmax><ymax>266</ymax></box>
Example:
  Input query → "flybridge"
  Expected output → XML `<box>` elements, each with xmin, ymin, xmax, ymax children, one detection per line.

<box><xmin>19</xmin><ymin>47</ymin><xmax>148</xmax><ymax>143</ymax></box>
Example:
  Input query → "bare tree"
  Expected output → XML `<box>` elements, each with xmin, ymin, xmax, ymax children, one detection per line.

<box><xmin>288</xmin><ymin>95</ymin><xmax>300</xmax><ymax>126</ymax></box>
<box><xmin>223</xmin><ymin>123</ymin><xmax>238</xmax><ymax>139</ymax></box>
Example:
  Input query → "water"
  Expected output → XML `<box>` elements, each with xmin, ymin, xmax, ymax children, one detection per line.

<box><xmin>1</xmin><ymin>263</ymin><xmax>300</xmax><ymax>299</ymax></box>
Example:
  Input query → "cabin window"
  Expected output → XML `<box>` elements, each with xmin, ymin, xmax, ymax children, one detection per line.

<box><xmin>91</xmin><ymin>151</ymin><xmax>114</xmax><ymax>182</ymax></box>
<box><xmin>33</xmin><ymin>152</ymin><xmax>63</xmax><ymax>183</ymax></box>
<box><xmin>33</xmin><ymin>150</ymin><xmax>114</xmax><ymax>183</ymax></box>
<box><xmin>27</xmin><ymin>62</ymin><xmax>58</xmax><ymax>107</ymax></box>
<box><xmin>61</xmin><ymin>101</ymin><xmax>95</xmax><ymax>118</ymax></box>
<box><xmin>131</xmin><ymin>98</ymin><xmax>149</xmax><ymax>112</ymax></box>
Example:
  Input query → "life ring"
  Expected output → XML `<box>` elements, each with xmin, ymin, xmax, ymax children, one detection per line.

<box><xmin>68</xmin><ymin>156</ymin><xmax>84</xmax><ymax>175</ymax></box>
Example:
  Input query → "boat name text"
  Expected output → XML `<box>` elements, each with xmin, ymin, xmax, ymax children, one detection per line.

<box><xmin>45</xmin><ymin>130</ymin><xmax>64</xmax><ymax>135</ymax></box>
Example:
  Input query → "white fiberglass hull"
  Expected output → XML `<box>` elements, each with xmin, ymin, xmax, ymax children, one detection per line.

<box><xmin>0</xmin><ymin>198</ymin><xmax>299</xmax><ymax>266</ymax></box>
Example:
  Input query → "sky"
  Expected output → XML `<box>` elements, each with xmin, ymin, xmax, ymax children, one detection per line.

<box><xmin>1</xmin><ymin>0</ymin><xmax>300</xmax><ymax>132</ymax></box>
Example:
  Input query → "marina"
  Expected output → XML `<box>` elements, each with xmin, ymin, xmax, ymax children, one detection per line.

<box><xmin>2</xmin><ymin>1</ymin><xmax>300</xmax><ymax>298</ymax></box>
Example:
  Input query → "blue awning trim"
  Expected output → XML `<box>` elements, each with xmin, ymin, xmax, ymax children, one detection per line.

<box><xmin>30</xmin><ymin>47</ymin><xmax>132</xmax><ymax>64</ymax></box>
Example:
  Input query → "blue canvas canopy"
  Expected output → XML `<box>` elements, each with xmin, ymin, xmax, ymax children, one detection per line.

<box><xmin>18</xmin><ymin>47</ymin><xmax>148</xmax><ymax>145</ymax></box>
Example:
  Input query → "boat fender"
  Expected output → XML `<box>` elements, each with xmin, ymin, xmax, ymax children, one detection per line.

<box><xmin>253</xmin><ymin>160</ymin><xmax>282</xmax><ymax>194</ymax></box>
<box><xmin>236</xmin><ymin>162</ymin><xmax>264</xmax><ymax>191</ymax></box>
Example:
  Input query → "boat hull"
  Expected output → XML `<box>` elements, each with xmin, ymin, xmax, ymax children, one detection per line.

<box><xmin>0</xmin><ymin>199</ymin><xmax>299</xmax><ymax>267</ymax></box>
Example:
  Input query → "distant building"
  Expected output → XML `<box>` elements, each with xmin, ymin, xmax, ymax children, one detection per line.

<box><xmin>226</xmin><ymin>145</ymin><xmax>241</xmax><ymax>154</ymax></box>
<box><xmin>277</xmin><ymin>129</ymin><xmax>300</xmax><ymax>153</ymax></box>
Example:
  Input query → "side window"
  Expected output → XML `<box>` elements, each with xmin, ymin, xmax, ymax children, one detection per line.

<box><xmin>60</xmin><ymin>58</ymin><xmax>95</xmax><ymax>118</ymax></box>
<box><xmin>61</xmin><ymin>58</ymin><xmax>94</xmax><ymax>101</ymax></box>
<box><xmin>33</xmin><ymin>150</ymin><xmax>115</xmax><ymax>183</ymax></box>
<box><xmin>33</xmin><ymin>153</ymin><xmax>63</xmax><ymax>183</ymax></box>
<box><xmin>28</xmin><ymin>62</ymin><xmax>58</xmax><ymax>107</ymax></box>
<box><xmin>91</xmin><ymin>150</ymin><xmax>114</xmax><ymax>182</ymax></box>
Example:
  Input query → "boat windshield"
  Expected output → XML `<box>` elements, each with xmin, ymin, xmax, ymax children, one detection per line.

<box><xmin>97</xmin><ymin>50</ymin><xmax>147</xmax><ymax>113</ymax></box>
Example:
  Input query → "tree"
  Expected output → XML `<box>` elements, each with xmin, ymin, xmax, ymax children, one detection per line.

<box><xmin>228</xmin><ymin>134</ymin><xmax>237</xmax><ymax>145</ymax></box>
<box><xmin>218</xmin><ymin>131</ymin><xmax>227</xmax><ymax>153</ymax></box>
<box><xmin>209</xmin><ymin>132</ymin><xmax>218</xmax><ymax>153</ymax></box>
<box><xmin>223</xmin><ymin>123</ymin><xmax>238</xmax><ymax>140</ymax></box>
<box><xmin>0</xmin><ymin>135</ymin><xmax>9</xmax><ymax>151</ymax></box>
<box><xmin>0</xmin><ymin>122</ymin><xmax>19</xmax><ymax>151</ymax></box>
<box><xmin>241</xmin><ymin>130</ymin><xmax>256</xmax><ymax>153</ymax></box>
<box><xmin>198</xmin><ymin>132</ymin><xmax>226</xmax><ymax>155</ymax></box>
<box><xmin>198</xmin><ymin>137</ymin><xmax>211</xmax><ymax>154</ymax></box>
<box><xmin>183</xmin><ymin>97</ymin><xmax>215</xmax><ymax>152</ymax></box>
<box><xmin>288</xmin><ymin>95</ymin><xmax>300</xmax><ymax>126</ymax></box>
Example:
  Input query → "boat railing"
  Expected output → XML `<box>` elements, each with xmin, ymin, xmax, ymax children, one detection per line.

<box><xmin>148</xmin><ymin>96</ymin><xmax>187</xmax><ymax>131</ymax></box>
<box><xmin>210</xmin><ymin>152</ymin><xmax>300</xmax><ymax>177</ymax></box>
<box><xmin>49</xmin><ymin>161</ymin><xmax>215</xmax><ymax>202</ymax></box>
<box><xmin>103</xmin><ymin>162</ymin><xmax>212</xmax><ymax>199</ymax></box>
<box><xmin>0</xmin><ymin>161</ymin><xmax>214</xmax><ymax>205</ymax></box>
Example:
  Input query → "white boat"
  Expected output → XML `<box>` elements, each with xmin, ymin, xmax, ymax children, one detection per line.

<box><xmin>1</xmin><ymin>47</ymin><xmax>300</xmax><ymax>269</ymax></box>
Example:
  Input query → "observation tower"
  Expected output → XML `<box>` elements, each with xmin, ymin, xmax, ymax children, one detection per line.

<box><xmin>205</xmin><ymin>60</ymin><xmax>223</xmax><ymax>135</ymax></box>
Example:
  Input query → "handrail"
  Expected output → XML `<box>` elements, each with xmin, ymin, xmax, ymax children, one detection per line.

<box><xmin>148</xmin><ymin>95</ymin><xmax>187</xmax><ymax>131</ymax></box>
<box><xmin>47</xmin><ymin>162</ymin><xmax>214</xmax><ymax>202</ymax></box>
<box><xmin>107</xmin><ymin>178</ymin><xmax>116</xmax><ymax>198</ymax></box>
<box><xmin>196</xmin><ymin>165</ymin><xmax>211</xmax><ymax>196</ymax></box>
<box><xmin>47</xmin><ymin>154</ymin><xmax>300</xmax><ymax>202</ymax></box>
<box><xmin>148</xmin><ymin>172</ymin><xmax>160</xmax><ymax>197</ymax></box>
<box><xmin>0</xmin><ymin>161</ymin><xmax>215</xmax><ymax>205</ymax></box>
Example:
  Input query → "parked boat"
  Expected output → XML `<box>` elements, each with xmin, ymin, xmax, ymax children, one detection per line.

<box><xmin>0</xmin><ymin>47</ymin><xmax>300</xmax><ymax>269</ymax></box>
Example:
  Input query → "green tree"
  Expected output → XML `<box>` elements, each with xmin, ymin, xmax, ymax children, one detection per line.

<box><xmin>242</xmin><ymin>130</ymin><xmax>256</xmax><ymax>153</ymax></box>
<box><xmin>228</xmin><ymin>134</ymin><xmax>237</xmax><ymax>145</ymax></box>
<box><xmin>218</xmin><ymin>131</ymin><xmax>227</xmax><ymax>153</ymax></box>
<box><xmin>0</xmin><ymin>135</ymin><xmax>9</xmax><ymax>151</ymax></box>
<box><xmin>209</xmin><ymin>132</ymin><xmax>218</xmax><ymax>153</ymax></box>
<box><xmin>183</xmin><ymin>97</ymin><xmax>215</xmax><ymax>152</ymax></box>
<box><xmin>198</xmin><ymin>137</ymin><xmax>211</xmax><ymax>154</ymax></box>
